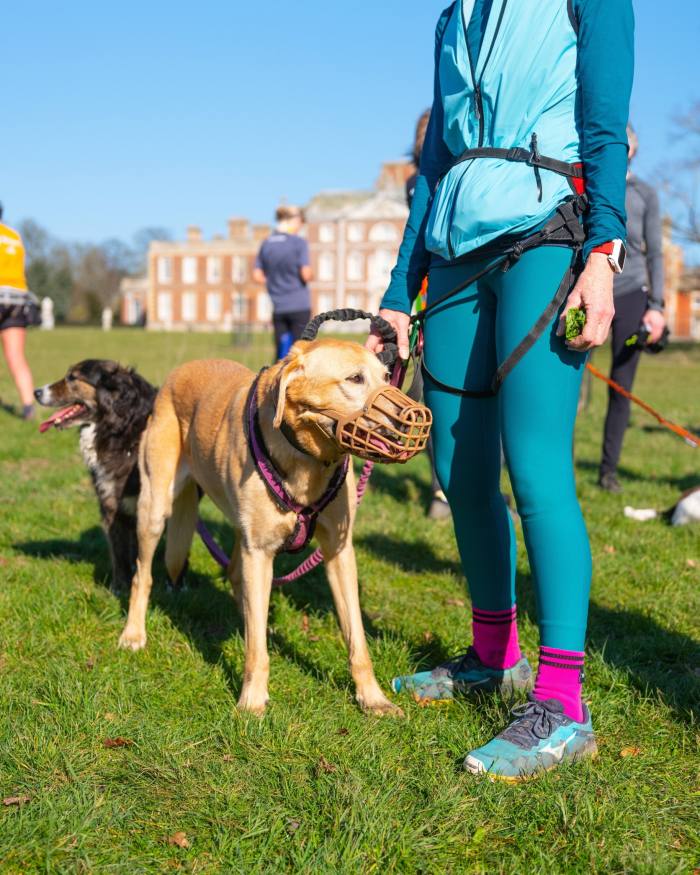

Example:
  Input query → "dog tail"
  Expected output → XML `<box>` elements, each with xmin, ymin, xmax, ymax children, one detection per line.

<box><xmin>623</xmin><ymin>506</ymin><xmax>658</xmax><ymax>522</ymax></box>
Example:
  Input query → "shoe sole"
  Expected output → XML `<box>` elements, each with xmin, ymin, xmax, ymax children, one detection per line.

<box><xmin>464</xmin><ymin>741</ymin><xmax>599</xmax><ymax>784</ymax></box>
<box><xmin>392</xmin><ymin>676</ymin><xmax>533</xmax><ymax>707</ymax></box>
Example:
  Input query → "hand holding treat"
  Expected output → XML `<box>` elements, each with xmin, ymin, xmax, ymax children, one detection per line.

<box><xmin>565</xmin><ymin>307</ymin><xmax>587</xmax><ymax>340</ymax></box>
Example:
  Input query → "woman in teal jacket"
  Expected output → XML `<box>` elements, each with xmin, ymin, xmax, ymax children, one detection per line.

<box><xmin>368</xmin><ymin>0</ymin><xmax>634</xmax><ymax>781</ymax></box>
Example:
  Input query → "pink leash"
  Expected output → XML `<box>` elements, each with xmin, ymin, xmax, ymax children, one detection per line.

<box><xmin>196</xmin><ymin>359</ymin><xmax>405</xmax><ymax>586</ymax></box>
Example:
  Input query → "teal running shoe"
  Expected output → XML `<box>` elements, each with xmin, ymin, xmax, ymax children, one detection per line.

<box><xmin>464</xmin><ymin>695</ymin><xmax>598</xmax><ymax>783</ymax></box>
<box><xmin>391</xmin><ymin>646</ymin><xmax>532</xmax><ymax>705</ymax></box>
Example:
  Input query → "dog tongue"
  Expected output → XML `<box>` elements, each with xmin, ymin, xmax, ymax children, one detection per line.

<box><xmin>38</xmin><ymin>404</ymin><xmax>84</xmax><ymax>434</ymax></box>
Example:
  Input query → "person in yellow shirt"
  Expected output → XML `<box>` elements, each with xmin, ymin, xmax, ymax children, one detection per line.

<box><xmin>0</xmin><ymin>203</ymin><xmax>38</xmax><ymax>419</ymax></box>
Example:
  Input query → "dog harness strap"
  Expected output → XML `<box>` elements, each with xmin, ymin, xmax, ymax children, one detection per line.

<box><xmin>413</xmin><ymin>196</ymin><xmax>586</xmax><ymax>398</ymax></box>
<box><xmin>245</xmin><ymin>377</ymin><xmax>349</xmax><ymax>554</ymax></box>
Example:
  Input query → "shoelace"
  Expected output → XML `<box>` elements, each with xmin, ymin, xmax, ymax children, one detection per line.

<box><xmin>439</xmin><ymin>646</ymin><xmax>482</xmax><ymax>676</ymax></box>
<box><xmin>499</xmin><ymin>699</ymin><xmax>563</xmax><ymax>748</ymax></box>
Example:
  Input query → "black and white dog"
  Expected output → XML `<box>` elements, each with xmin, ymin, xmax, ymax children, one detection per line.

<box><xmin>624</xmin><ymin>486</ymin><xmax>700</xmax><ymax>526</ymax></box>
<box><xmin>35</xmin><ymin>360</ymin><xmax>156</xmax><ymax>591</ymax></box>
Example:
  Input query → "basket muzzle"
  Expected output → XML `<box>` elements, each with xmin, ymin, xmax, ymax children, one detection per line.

<box><xmin>327</xmin><ymin>385</ymin><xmax>432</xmax><ymax>464</ymax></box>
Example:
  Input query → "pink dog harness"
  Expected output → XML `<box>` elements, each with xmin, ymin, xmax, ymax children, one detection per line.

<box><xmin>246</xmin><ymin>376</ymin><xmax>349</xmax><ymax>554</ymax></box>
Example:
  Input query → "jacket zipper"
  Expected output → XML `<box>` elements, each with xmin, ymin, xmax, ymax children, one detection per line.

<box><xmin>461</xmin><ymin>0</ymin><xmax>509</xmax><ymax>147</ymax></box>
<box><xmin>447</xmin><ymin>0</ymin><xmax>509</xmax><ymax>260</ymax></box>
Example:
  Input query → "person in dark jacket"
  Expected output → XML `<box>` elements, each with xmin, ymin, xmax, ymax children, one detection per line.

<box><xmin>598</xmin><ymin>125</ymin><xmax>666</xmax><ymax>492</ymax></box>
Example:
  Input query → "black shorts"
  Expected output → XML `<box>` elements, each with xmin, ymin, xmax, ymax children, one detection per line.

<box><xmin>0</xmin><ymin>301</ymin><xmax>40</xmax><ymax>331</ymax></box>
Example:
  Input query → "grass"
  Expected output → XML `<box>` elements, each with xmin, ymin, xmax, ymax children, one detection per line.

<box><xmin>0</xmin><ymin>327</ymin><xmax>698</xmax><ymax>874</ymax></box>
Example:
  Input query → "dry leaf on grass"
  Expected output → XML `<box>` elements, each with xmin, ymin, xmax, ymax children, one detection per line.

<box><xmin>3</xmin><ymin>795</ymin><xmax>30</xmax><ymax>806</ymax></box>
<box><xmin>603</xmin><ymin>545</ymin><xmax>616</xmax><ymax>555</ymax></box>
<box><xmin>423</xmin><ymin>631</ymin><xmax>434</xmax><ymax>643</ymax></box>
<box><xmin>337</xmin><ymin>727</ymin><xmax>349</xmax><ymax>736</ymax></box>
<box><xmin>223</xmin><ymin>754</ymin><xmax>234</xmax><ymax>762</ymax></box>
<box><xmin>317</xmin><ymin>756</ymin><xmax>337</xmax><ymax>773</ymax></box>
<box><xmin>103</xmin><ymin>737</ymin><xmax>134</xmax><ymax>749</ymax></box>
<box><xmin>168</xmin><ymin>831</ymin><xmax>190</xmax><ymax>849</ymax></box>
<box><xmin>103</xmin><ymin>712</ymin><xmax>116</xmax><ymax>721</ymax></box>
<box><xmin>301</xmin><ymin>614</ymin><xmax>310</xmax><ymax>634</ymax></box>
<box><xmin>686</xmin><ymin>559</ymin><xmax>697</xmax><ymax>569</ymax></box>
<box><xmin>620</xmin><ymin>746</ymin><xmax>642</xmax><ymax>758</ymax></box>
<box><xmin>85</xmin><ymin>658</ymin><xmax>96</xmax><ymax>670</ymax></box>
<box><xmin>286</xmin><ymin>818</ymin><xmax>300</xmax><ymax>834</ymax></box>
<box><xmin>445</xmin><ymin>598</ymin><xmax>466</xmax><ymax>607</ymax></box>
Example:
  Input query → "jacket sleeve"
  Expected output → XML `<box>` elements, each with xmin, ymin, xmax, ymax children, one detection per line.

<box><xmin>380</xmin><ymin>5</ymin><xmax>455</xmax><ymax>314</ymax></box>
<box><xmin>574</xmin><ymin>0</ymin><xmax>635</xmax><ymax>261</ymax></box>
<box><xmin>643</xmin><ymin>185</ymin><xmax>665</xmax><ymax>311</ymax></box>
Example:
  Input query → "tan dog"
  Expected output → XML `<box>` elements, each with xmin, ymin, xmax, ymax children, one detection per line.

<box><xmin>119</xmin><ymin>339</ymin><xmax>405</xmax><ymax>717</ymax></box>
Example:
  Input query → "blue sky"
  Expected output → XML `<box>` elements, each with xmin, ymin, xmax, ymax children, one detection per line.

<box><xmin>3</xmin><ymin>1</ymin><xmax>698</xmax><ymax>250</ymax></box>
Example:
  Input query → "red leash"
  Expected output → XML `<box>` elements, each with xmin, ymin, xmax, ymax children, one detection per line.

<box><xmin>586</xmin><ymin>362</ymin><xmax>699</xmax><ymax>448</ymax></box>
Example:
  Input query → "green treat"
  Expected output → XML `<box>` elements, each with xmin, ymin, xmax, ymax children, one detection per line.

<box><xmin>565</xmin><ymin>307</ymin><xmax>586</xmax><ymax>340</ymax></box>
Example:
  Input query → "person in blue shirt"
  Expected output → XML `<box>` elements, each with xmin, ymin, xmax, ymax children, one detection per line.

<box><xmin>254</xmin><ymin>205</ymin><xmax>313</xmax><ymax>360</ymax></box>
<box><xmin>368</xmin><ymin>0</ymin><xmax>634</xmax><ymax>781</ymax></box>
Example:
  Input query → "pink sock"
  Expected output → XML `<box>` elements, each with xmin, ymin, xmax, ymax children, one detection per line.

<box><xmin>533</xmin><ymin>647</ymin><xmax>585</xmax><ymax>722</ymax></box>
<box><xmin>472</xmin><ymin>606</ymin><xmax>523</xmax><ymax>670</ymax></box>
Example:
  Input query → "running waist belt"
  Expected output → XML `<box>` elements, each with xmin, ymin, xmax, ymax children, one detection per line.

<box><xmin>443</xmin><ymin>134</ymin><xmax>583</xmax><ymax>203</ymax></box>
<box><xmin>411</xmin><ymin>195</ymin><xmax>587</xmax><ymax>399</ymax></box>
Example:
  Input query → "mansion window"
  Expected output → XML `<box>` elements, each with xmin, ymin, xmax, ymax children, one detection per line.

<box><xmin>318</xmin><ymin>223</ymin><xmax>335</xmax><ymax>243</ymax></box>
<box><xmin>368</xmin><ymin>222</ymin><xmax>399</xmax><ymax>243</ymax></box>
<box><xmin>157</xmin><ymin>256</ymin><xmax>172</xmax><ymax>283</ymax></box>
<box><xmin>346</xmin><ymin>251</ymin><xmax>364</xmax><ymax>282</ymax></box>
<box><xmin>232</xmin><ymin>255</ymin><xmax>247</xmax><ymax>283</ymax></box>
<box><xmin>182</xmin><ymin>256</ymin><xmax>198</xmax><ymax>284</ymax></box>
<box><xmin>156</xmin><ymin>291</ymin><xmax>172</xmax><ymax>322</ymax></box>
<box><xmin>206</xmin><ymin>256</ymin><xmax>222</xmax><ymax>283</ymax></box>
<box><xmin>181</xmin><ymin>291</ymin><xmax>197</xmax><ymax>322</ymax></box>
<box><xmin>318</xmin><ymin>252</ymin><xmax>335</xmax><ymax>282</ymax></box>
<box><xmin>206</xmin><ymin>292</ymin><xmax>222</xmax><ymax>322</ymax></box>
<box><xmin>347</xmin><ymin>222</ymin><xmax>364</xmax><ymax>242</ymax></box>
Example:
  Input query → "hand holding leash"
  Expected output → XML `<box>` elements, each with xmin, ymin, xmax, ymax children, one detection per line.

<box><xmin>366</xmin><ymin>308</ymin><xmax>411</xmax><ymax>361</ymax></box>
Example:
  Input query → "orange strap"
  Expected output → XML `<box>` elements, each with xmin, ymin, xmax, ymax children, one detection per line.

<box><xmin>586</xmin><ymin>363</ymin><xmax>699</xmax><ymax>448</ymax></box>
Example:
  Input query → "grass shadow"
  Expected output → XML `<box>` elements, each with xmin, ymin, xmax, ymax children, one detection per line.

<box><xmin>356</xmin><ymin>532</ymin><xmax>462</xmax><ymax>578</ymax></box>
<box><xmin>575</xmin><ymin>458</ymin><xmax>699</xmax><ymax>492</ymax></box>
<box><xmin>363</xmin><ymin>464</ymin><xmax>433</xmax><ymax>508</ymax></box>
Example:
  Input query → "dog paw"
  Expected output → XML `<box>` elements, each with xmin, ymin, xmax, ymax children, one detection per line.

<box><xmin>118</xmin><ymin>628</ymin><xmax>147</xmax><ymax>651</ymax></box>
<box><xmin>237</xmin><ymin>691</ymin><xmax>269</xmax><ymax>716</ymax></box>
<box><xmin>358</xmin><ymin>695</ymin><xmax>405</xmax><ymax>718</ymax></box>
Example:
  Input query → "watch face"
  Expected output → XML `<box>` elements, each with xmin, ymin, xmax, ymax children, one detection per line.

<box><xmin>617</xmin><ymin>242</ymin><xmax>626</xmax><ymax>272</ymax></box>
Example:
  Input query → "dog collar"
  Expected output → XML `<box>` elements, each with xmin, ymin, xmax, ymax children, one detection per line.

<box><xmin>246</xmin><ymin>376</ymin><xmax>349</xmax><ymax>555</ymax></box>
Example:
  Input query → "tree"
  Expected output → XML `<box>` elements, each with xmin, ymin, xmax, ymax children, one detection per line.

<box><xmin>664</xmin><ymin>100</ymin><xmax>700</xmax><ymax>247</ymax></box>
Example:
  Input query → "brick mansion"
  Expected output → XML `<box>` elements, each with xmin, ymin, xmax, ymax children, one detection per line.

<box><xmin>122</xmin><ymin>162</ymin><xmax>412</xmax><ymax>332</ymax></box>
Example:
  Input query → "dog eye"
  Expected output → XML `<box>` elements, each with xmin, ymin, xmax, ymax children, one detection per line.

<box><xmin>346</xmin><ymin>373</ymin><xmax>365</xmax><ymax>385</ymax></box>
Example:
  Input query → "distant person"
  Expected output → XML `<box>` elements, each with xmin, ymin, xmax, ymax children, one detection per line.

<box><xmin>598</xmin><ymin>125</ymin><xmax>666</xmax><ymax>493</ymax></box>
<box><xmin>253</xmin><ymin>205</ymin><xmax>312</xmax><ymax>360</ymax></box>
<box><xmin>0</xmin><ymin>203</ymin><xmax>38</xmax><ymax>420</ymax></box>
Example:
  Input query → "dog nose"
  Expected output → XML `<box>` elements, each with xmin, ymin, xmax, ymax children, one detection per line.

<box><xmin>33</xmin><ymin>388</ymin><xmax>42</xmax><ymax>401</ymax></box>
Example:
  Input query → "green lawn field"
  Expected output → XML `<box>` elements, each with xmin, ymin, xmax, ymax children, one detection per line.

<box><xmin>1</xmin><ymin>328</ymin><xmax>698</xmax><ymax>873</ymax></box>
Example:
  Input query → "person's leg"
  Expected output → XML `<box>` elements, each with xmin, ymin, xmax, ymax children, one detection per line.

<box><xmin>599</xmin><ymin>290</ymin><xmax>648</xmax><ymax>486</ymax></box>
<box><xmin>464</xmin><ymin>246</ymin><xmax>598</xmax><ymax>780</ymax></box>
<box><xmin>392</xmin><ymin>258</ymin><xmax>532</xmax><ymax>701</ymax></box>
<box><xmin>1</xmin><ymin>327</ymin><xmax>35</xmax><ymax>415</ymax></box>
<box><xmin>288</xmin><ymin>309</ymin><xmax>311</xmax><ymax>343</ymax></box>
<box><xmin>272</xmin><ymin>312</ymin><xmax>290</xmax><ymax>360</ymax></box>
<box><xmin>495</xmin><ymin>246</ymin><xmax>590</xmax><ymax>715</ymax></box>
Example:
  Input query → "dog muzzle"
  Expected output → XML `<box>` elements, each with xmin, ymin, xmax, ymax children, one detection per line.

<box><xmin>325</xmin><ymin>385</ymin><xmax>432</xmax><ymax>464</ymax></box>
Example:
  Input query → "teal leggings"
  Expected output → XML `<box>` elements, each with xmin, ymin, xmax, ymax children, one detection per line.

<box><xmin>423</xmin><ymin>245</ymin><xmax>591</xmax><ymax>652</ymax></box>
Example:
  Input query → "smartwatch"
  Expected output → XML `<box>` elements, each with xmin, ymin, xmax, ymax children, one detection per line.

<box><xmin>590</xmin><ymin>240</ymin><xmax>627</xmax><ymax>274</ymax></box>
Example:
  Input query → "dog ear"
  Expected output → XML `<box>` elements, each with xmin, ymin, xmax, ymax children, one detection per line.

<box><xmin>273</xmin><ymin>357</ymin><xmax>304</xmax><ymax>428</ymax></box>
